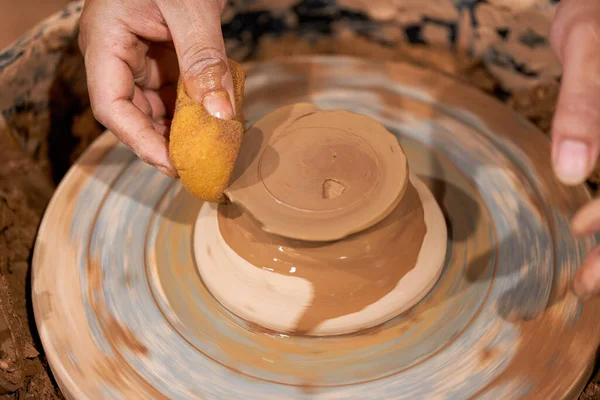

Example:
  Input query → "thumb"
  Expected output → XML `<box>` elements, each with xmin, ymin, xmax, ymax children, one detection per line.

<box><xmin>158</xmin><ymin>0</ymin><xmax>234</xmax><ymax>120</ymax></box>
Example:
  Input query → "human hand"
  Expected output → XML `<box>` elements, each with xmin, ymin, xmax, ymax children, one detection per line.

<box><xmin>550</xmin><ymin>0</ymin><xmax>600</xmax><ymax>298</ymax></box>
<box><xmin>78</xmin><ymin>0</ymin><xmax>235</xmax><ymax>177</ymax></box>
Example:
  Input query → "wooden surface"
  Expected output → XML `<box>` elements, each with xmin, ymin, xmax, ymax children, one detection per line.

<box><xmin>32</xmin><ymin>56</ymin><xmax>600</xmax><ymax>399</ymax></box>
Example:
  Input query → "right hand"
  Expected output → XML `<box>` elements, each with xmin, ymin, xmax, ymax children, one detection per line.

<box><xmin>549</xmin><ymin>0</ymin><xmax>600</xmax><ymax>298</ymax></box>
<box><xmin>78</xmin><ymin>0</ymin><xmax>235</xmax><ymax>177</ymax></box>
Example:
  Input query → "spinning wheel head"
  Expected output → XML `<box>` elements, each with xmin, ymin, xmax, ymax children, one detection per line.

<box><xmin>32</xmin><ymin>57</ymin><xmax>600</xmax><ymax>399</ymax></box>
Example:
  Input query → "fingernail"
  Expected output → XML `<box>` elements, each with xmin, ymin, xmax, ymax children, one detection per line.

<box><xmin>553</xmin><ymin>139</ymin><xmax>589</xmax><ymax>185</ymax></box>
<box><xmin>202</xmin><ymin>90</ymin><xmax>233</xmax><ymax>120</ymax></box>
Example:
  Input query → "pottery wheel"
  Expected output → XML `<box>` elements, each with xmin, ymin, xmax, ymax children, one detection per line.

<box><xmin>33</xmin><ymin>56</ymin><xmax>600</xmax><ymax>399</ymax></box>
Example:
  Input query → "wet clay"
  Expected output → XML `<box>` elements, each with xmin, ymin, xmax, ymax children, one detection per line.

<box><xmin>196</xmin><ymin>171</ymin><xmax>446</xmax><ymax>335</ymax></box>
<box><xmin>183</xmin><ymin>59</ymin><xmax>229</xmax><ymax>104</ymax></box>
<box><xmin>224</xmin><ymin>103</ymin><xmax>408</xmax><ymax>242</ymax></box>
<box><xmin>218</xmin><ymin>180</ymin><xmax>426</xmax><ymax>334</ymax></box>
<box><xmin>194</xmin><ymin>103</ymin><xmax>448</xmax><ymax>335</ymax></box>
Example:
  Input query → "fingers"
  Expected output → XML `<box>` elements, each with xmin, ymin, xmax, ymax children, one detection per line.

<box><xmin>550</xmin><ymin>0</ymin><xmax>600</xmax><ymax>185</ymax></box>
<box><xmin>573</xmin><ymin>246</ymin><xmax>600</xmax><ymax>299</ymax></box>
<box><xmin>136</xmin><ymin>44</ymin><xmax>179</xmax><ymax>90</ymax></box>
<box><xmin>80</xmin><ymin>23</ymin><xmax>177</xmax><ymax>177</ymax></box>
<box><xmin>94</xmin><ymin>51</ymin><xmax>177</xmax><ymax>178</ymax></box>
<box><xmin>572</xmin><ymin>198</ymin><xmax>600</xmax><ymax>236</ymax></box>
<box><xmin>133</xmin><ymin>86</ymin><xmax>175</xmax><ymax>121</ymax></box>
<box><xmin>79</xmin><ymin>0</ymin><xmax>180</xmax><ymax>177</ymax></box>
<box><xmin>571</xmin><ymin>200</ymin><xmax>600</xmax><ymax>298</ymax></box>
<box><xmin>552</xmin><ymin>0</ymin><xmax>600</xmax><ymax>300</ymax></box>
<box><xmin>155</xmin><ymin>0</ymin><xmax>235</xmax><ymax>120</ymax></box>
<box><xmin>132</xmin><ymin>86</ymin><xmax>153</xmax><ymax>117</ymax></box>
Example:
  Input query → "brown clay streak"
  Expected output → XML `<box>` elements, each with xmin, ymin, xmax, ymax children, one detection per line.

<box><xmin>85</xmin><ymin>158</ymin><xmax>168</xmax><ymax>399</ymax></box>
<box><xmin>218</xmin><ymin>181</ymin><xmax>426</xmax><ymax>333</ymax></box>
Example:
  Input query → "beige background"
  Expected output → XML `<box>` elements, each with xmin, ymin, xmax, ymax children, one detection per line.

<box><xmin>0</xmin><ymin>0</ymin><xmax>71</xmax><ymax>49</ymax></box>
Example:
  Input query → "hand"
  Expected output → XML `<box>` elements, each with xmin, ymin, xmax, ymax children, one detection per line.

<box><xmin>550</xmin><ymin>0</ymin><xmax>600</xmax><ymax>297</ymax></box>
<box><xmin>78</xmin><ymin>0</ymin><xmax>235</xmax><ymax>177</ymax></box>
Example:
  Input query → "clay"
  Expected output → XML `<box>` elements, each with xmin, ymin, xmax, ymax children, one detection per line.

<box><xmin>194</xmin><ymin>103</ymin><xmax>447</xmax><ymax>335</ymax></box>
<box><xmin>183</xmin><ymin>59</ymin><xmax>229</xmax><ymax>108</ymax></box>
<box><xmin>218</xmin><ymin>180</ymin><xmax>426</xmax><ymax>333</ymax></box>
<box><xmin>224</xmin><ymin>103</ymin><xmax>408</xmax><ymax>241</ymax></box>
<box><xmin>169</xmin><ymin>58</ymin><xmax>246</xmax><ymax>203</ymax></box>
<box><xmin>197</xmin><ymin>172</ymin><xmax>447</xmax><ymax>335</ymax></box>
<box><xmin>0</xmin><ymin>149</ymin><xmax>63</xmax><ymax>399</ymax></box>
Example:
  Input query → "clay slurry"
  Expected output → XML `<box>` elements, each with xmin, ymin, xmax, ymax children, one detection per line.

<box><xmin>219</xmin><ymin>103</ymin><xmax>427</xmax><ymax>333</ymax></box>
<box><xmin>218</xmin><ymin>182</ymin><xmax>426</xmax><ymax>333</ymax></box>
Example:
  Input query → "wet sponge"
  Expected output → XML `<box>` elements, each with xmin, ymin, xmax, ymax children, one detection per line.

<box><xmin>169</xmin><ymin>59</ymin><xmax>245</xmax><ymax>202</ymax></box>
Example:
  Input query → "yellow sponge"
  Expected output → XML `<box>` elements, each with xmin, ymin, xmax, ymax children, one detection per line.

<box><xmin>169</xmin><ymin>59</ymin><xmax>245</xmax><ymax>202</ymax></box>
